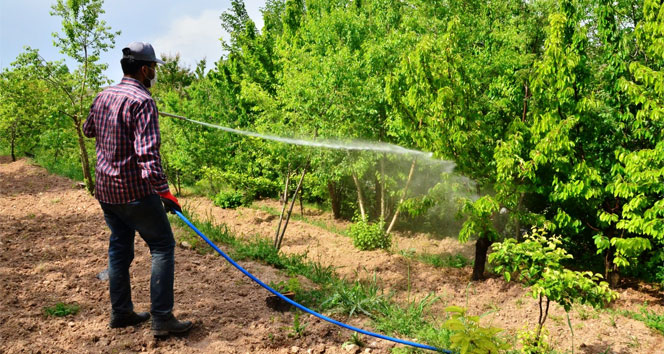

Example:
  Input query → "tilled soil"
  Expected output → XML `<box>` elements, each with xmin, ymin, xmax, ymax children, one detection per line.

<box><xmin>1</xmin><ymin>157</ymin><xmax>663</xmax><ymax>353</ymax></box>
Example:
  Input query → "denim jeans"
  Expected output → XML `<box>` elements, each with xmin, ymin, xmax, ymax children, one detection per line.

<box><xmin>99</xmin><ymin>194</ymin><xmax>175</xmax><ymax>319</ymax></box>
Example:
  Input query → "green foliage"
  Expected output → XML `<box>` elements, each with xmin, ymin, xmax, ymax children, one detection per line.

<box><xmin>401</xmin><ymin>249</ymin><xmax>472</xmax><ymax>269</ymax></box>
<box><xmin>213</xmin><ymin>190</ymin><xmax>246</xmax><ymax>209</ymax></box>
<box><xmin>270</xmin><ymin>276</ymin><xmax>302</xmax><ymax>294</ymax></box>
<box><xmin>348</xmin><ymin>219</ymin><xmax>390</xmax><ymax>251</ymax></box>
<box><xmin>373</xmin><ymin>294</ymin><xmax>438</xmax><ymax>337</ymax></box>
<box><xmin>344</xmin><ymin>332</ymin><xmax>364</xmax><ymax>348</ymax></box>
<box><xmin>518</xmin><ymin>327</ymin><xmax>553</xmax><ymax>354</ymax></box>
<box><xmin>442</xmin><ymin>306</ymin><xmax>510</xmax><ymax>354</ymax></box>
<box><xmin>490</xmin><ymin>229</ymin><xmax>617</xmax><ymax>311</ymax></box>
<box><xmin>320</xmin><ymin>275</ymin><xmax>390</xmax><ymax>318</ymax></box>
<box><xmin>288</xmin><ymin>311</ymin><xmax>308</xmax><ymax>337</ymax></box>
<box><xmin>490</xmin><ymin>228</ymin><xmax>618</xmax><ymax>347</ymax></box>
<box><xmin>8</xmin><ymin>0</ymin><xmax>664</xmax><ymax>328</ymax></box>
<box><xmin>459</xmin><ymin>196</ymin><xmax>501</xmax><ymax>243</ymax></box>
<box><xmin>621</xmin><ymin>303</ymin><xmax>664</xmax><ymax>335</ymax></box>
<box><xmin>43</xmin><ymin>302</ymin><xmax>79</xmax><ymax>317</ymax></box>
<box><xmin>419</xmin><ymin>253</ymin><xmax>472</xmax><ymax>269</ymax></box>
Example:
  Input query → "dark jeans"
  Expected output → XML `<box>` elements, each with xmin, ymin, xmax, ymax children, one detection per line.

<box><xmin>99</xmin><ymin>194</ymin><xmax>175</xmax><ymax>320</ymax></box>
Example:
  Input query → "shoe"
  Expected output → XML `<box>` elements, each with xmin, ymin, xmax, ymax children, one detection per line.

<box><xmin>151</xmin><ymin>313</ymin><xmax>193</xmax><ymax>337</ymax></box>
<box><xmin>109</xmin><ymin>311</ymin><xmax>151</xmax><ymax>328</ymax></box>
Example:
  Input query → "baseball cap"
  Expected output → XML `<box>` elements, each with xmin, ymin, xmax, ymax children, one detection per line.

<box><xmin>122</xmin><ymin>42</ymin><xmax>165</xmax><ymax>64</ymax></box>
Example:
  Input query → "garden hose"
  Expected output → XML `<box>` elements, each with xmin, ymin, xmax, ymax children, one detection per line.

<box><xmin>174</xmin><ymin>210</ymin><xmax>450</xmax><ymax>353</ymax></box>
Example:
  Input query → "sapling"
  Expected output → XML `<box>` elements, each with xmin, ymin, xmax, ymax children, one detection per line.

<box><xmin>489</xmin><ymin>228</ymin><xmax>618</xmax><ymax>348</ymax></box>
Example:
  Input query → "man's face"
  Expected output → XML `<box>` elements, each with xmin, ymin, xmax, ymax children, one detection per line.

<box><xmin>142</xmin><ymin>63</ymin><xmax>157</xmax><ymax>88</ymax></box>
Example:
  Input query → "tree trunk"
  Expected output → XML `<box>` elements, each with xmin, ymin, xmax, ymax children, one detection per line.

<box><xmin>276</xmin><ymin>164</ymin><xmax>308</xmax><ymax>250</ymax></box>
<box><xmin>327</xmin><ymin>181</ymin><xmax>342</xmax><ymax>219</ymax></box>
<box><xmin>386</xmin><ymin>158</ymin><xmax>417</xmax><ymax>235</ymax></box>
<box><xmin>351</xmin><ymin>172</ymin><xmax>367</xmax><ymax>221</ymax></box>
<box><xmin>75</xmin><ymin>121</ymin><xmax>94</xmax><ymax>195</ymax></box>
<box><xmin>299</xmin><ymin>187</ymin><xmax>304</xmax><ymax>216</ymax></box>
<box><xmin>605</xmin><ymin>247</ymin><xmax>621</xmax><ymax>288</ymax></box>
<box><xmin>535</xmin><ymin>294</ymin><xmax>550</xmax><ymax>343</ymax></box>
<box><xmin>380</xmin><ymin>153</ymin><xmax>386</xmax><ymax>222</ymax></box>
<box><xmin>274</xmin><ymin>170</ymin><xmax>291</xmax><ymax>248</ymax></box>
<box><xmin>10</xmin><ymin>122</ymin><xmax>17</xmax><ymax>162</ymax></box>
<box><xmin>471</xmin><ymin>235</ymin><xmax>492</xmax><ymax>281</ymax></box>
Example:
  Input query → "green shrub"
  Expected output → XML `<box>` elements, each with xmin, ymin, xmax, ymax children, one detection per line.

<box><xmin>349</xmin><ymin>220</ymin><xmax>390</xmax><ymax>251</ymax></box>
<box><xmin>213</xmin><ymin>190</ymin><xmax>245</xmax><ymax>209</ymax></box>
<box><xmin>442</xmin><ymin>306</ymin><xmax>510</xmax><ymax>354</ymax></box>
<box><xmin>43</xmin><ymin>302</ymin><xmax>79</xmax><ymax>317</ymax></box>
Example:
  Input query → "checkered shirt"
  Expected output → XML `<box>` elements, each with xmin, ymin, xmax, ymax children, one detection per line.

<box><xmin>83</xmin><ymin>77</ymin><xmax>169</xmax><ymax>204</ymax></box>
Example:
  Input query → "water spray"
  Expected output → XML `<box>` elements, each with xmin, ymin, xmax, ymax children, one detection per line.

<box><xmin>159</xmin><ymin>112</ymin><xmax>455</xmax><ymax>171</ymax></box>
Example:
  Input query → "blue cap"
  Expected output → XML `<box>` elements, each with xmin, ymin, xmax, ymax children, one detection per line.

<box><xmin>122</xmin><ymin>42</ymin><xmax>165</xmax><ymax>64</ymax></box>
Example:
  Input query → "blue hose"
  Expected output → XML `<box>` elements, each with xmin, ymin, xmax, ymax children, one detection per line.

<box><xmin>175</xmin><ymin>211</ymin><xmax>450</xmax><ymax>353</ymax></box>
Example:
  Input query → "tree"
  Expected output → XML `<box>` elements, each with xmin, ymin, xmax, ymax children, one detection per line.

<box><xmin>0</xmin><ymin>66</ymin><xmax>49</xmax><ymax>161</ymax></box>
<box><xmin>386</xmin><ymin>0</ymin><xmax>547</xmax><ymax>279</ymax></box>
<box><xmin>605</xmin><ymin>0</ymin><xmax>664</xmax><ymax>285</ymax></box>
<box><xmin>15</xmin><ymin>0</ymin><xmax>119</xmax><ymax>193</ymax></box>
<box><xmin>490</xmin><ymin>228</ymin><xmax>617</xmax><ymax>347</ymax></box>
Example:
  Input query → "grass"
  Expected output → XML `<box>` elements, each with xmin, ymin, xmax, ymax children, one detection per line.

<box><xmin>619</xmin><ymin>303</ymin><xmax>664</xmax><ymax>335</ymax></box>
<box><xmin>32</xmin><ymin>154</ymin><xmax>85</xmax><ymax>182</ymax></box>
<box><xmin>43</xmin><ymin>302</ymin><xmax>79</xmax><ymax>317</ymax></box>
<box><xmin>252</xmin><ymin>204</ymin><xmax>348</xmax><ymax>236</ymax></box>
<box><xmin>400</xmin><ymin>249</ymin><xmax>472</xmax><ymax>269</ymax></box>
<box><xmin>170</xmin><ymin>208</ymin><xmax>457</xmax><ymax>351</ymax></box>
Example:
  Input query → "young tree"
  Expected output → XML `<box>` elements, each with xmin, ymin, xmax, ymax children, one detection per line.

<box><xmin>16</xmin><ymin>0</ymin><xmax>119</xmax><ymax>193</ymax></box>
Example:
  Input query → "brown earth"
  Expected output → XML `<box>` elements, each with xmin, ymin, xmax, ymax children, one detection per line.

<box><xmin>1</xmin><ymin>157</ymin><xmax>663</xmax><ymax>353</ymax></box>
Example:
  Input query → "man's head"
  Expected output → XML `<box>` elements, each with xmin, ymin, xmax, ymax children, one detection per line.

<box><xmin>120</xmin><ymin>42</ymin><xmax>165</xmax><ymax>88</ymax></box>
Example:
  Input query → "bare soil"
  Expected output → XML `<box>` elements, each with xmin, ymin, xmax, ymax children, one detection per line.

<box><xmin>1</xmin><ymin>157</ymin><xmax>663</xmax><ymax>353</ymax></box>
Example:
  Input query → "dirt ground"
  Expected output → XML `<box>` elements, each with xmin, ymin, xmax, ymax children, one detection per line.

<box><xmin>1</xmin><ymin>157</ymin><xmax>663</xmax><ymax>353</ymax></box>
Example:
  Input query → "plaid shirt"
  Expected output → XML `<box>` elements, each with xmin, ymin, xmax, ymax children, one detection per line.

<box><xmin>83</xmin><ymin>77</ymin><xmax>169</xmax><ymax>204</ymax></box>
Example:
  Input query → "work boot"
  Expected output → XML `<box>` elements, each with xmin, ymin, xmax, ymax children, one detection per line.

<box><xmin>109</xmin><ymin>311</ymin><xmax>151</xmax><ymax>328</ymax></box>
<box><xmin>151</xmin><ymin>313</ymin><xmax>193</xmax><ymax>338</ymax></box>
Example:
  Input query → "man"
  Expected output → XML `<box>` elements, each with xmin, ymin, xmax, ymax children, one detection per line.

<box><xmin>83</xmin><ymin>42</ymin><xmax>192</xmax><ymax>337</ymax></box>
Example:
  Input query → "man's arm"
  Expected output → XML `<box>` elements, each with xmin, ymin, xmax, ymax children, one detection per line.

<box><xmin>83</xmin><ymin>96</ymin><xmax>99</xmax><ymax>138</ymax></box>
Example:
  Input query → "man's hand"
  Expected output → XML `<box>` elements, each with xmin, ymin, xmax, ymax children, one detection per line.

<box><xmin>158</xmin><ymin>191</ymin><xmax>182</xmax><ymax>214</ymax></box>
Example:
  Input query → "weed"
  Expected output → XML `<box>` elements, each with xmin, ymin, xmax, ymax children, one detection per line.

<box><xmin>270</xmin><ymin>277</ymin><xmax>302</xmax><ymax>294</ymax></box>
<box><xmin>44</xmin><ymin>302</ymin><xmax>79</xmax><ymax>317</ymax></box>
<box><xmin>320</xmin><ymin>275</ymin><xmax>390</xmax><ymax>318</ymax></box>
<box><xmin>288</xmin><ymin>312</ymin><xmax>308</xmax><ymax>338</ymax></box>
<box><xmin>608</xmin><ymin>311</ymin><xmax>617</xmax><ymax>328</ymax></box>
<box><xmin>620</xmin><ymin>302</ymin><xmax>664</xmax><ymax>334</ymax></box>
<box><xmin>343</xmin><ymin>332</ymin><xmax>364</xmax><ymax>348</ymax></box>
<box><xmin>518</xmin><ymin>327</ymin><xmax>553</xmax><ymax>353</ymax></box>
<box><xmin>417</xmin><ymin>252</ymin><xmax>472</xmax><ymax>268</ymax></box>
<box><xmin>254</xmin><ymin>204</ymin><xmax>347</xmax><ymax>236</ymax></box>
<box><xmin>627</xmin><ymin>334</ymin><xmax>640</xmax><ymax>348</ymax></box>
<box><xmin>169</xmin><ymin>208</ymin><xmax>450</xmax><ymax>350</ymax></box>
<box><xmin>443</xmin><ymin>306</ymin><xmax>511</xmax><ymax>354</ymax></box>
<box><xmin>515</xmin><ymin>297</ymin><xmax>525</xmax><ymax>308</ymax></box>
<box><xmin>374</xmin><ymin>294</ymin><xmax>438</xmax><ymax>337</ymax></box>
<box><xmin>576</xmin><ymin>304</ymin><xmax>599</xmax><ymax>320</ymax></box>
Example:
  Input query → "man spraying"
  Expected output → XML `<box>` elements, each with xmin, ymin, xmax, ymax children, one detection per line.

<box><xmin>83</xmin><ymin>42</ymin><xmax>192</xmax><ymax>337</ymax></box>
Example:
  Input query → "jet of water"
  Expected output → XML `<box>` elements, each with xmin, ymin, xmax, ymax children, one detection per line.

<box><xmin>160</xmin><ymin>112</ymin><xmax>455</xmax><ymax>171</ymax></box>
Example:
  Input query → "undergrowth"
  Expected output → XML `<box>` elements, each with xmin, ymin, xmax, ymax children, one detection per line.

<box><xmin>169</xmin><ymin>209</ymin><xmax>458</xmax><ymax>350</ymax></box>
<box><xmin>253</xmin><ymin>204</ymin><xmax>348</xmax><ymax>236</ymax></box>
<box><xmin>400</xmin><ymin>249</ymin><xmax>473</xmax><ymax>269</ymax></box>
<box><xmin>619</xmin><ymin>303</ymin><xmax>664</xmax><ymax>335</ymax></box>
